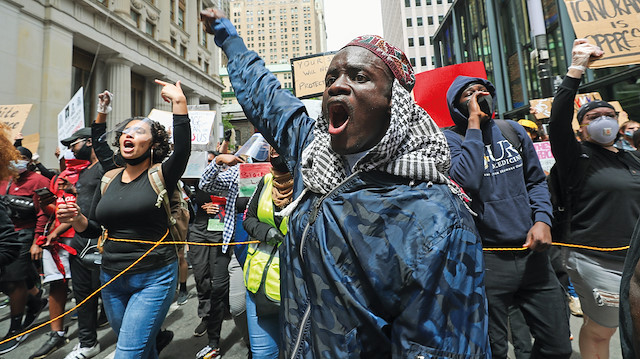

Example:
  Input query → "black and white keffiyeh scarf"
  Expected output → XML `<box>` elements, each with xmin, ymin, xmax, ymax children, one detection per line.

<box><xmin>300</xmin><ymin>79</ymin><xmax>456</xmax><ymax>196</ymax></box>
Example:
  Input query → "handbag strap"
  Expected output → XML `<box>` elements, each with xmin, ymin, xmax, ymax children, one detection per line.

<box><xmin>5</xmin><ymin>179</ymin><xmax>12</xmax><ymax>195</ymax></box>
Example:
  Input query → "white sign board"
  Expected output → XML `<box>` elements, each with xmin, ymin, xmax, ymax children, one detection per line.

<box><xmin>57</xmin><ymin>88</ymin><xmax>85</xmax><ymax>157</ymax></box>
<box><xmin>182</xmin><ymin>151</ymin><xmax>209</xmax><ymax>178</ymax></box>
<box><xmin>148</xmin><ymin>109</ymin><xmax>216</xmax><ymax>145</ymax></box>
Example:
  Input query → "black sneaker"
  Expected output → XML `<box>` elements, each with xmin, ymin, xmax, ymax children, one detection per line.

<box><xmin>0</xmin><ymin>330</ymin><xmax>24</xmax><ymax>354</ymax></box>
<box><xmin>29</xmin><ymin>331</ymin><xmax>68</xmax><ymax>359</ymax></box>
<box><xmin>194</xmin><ymin>318</ymin><xmax>207</xmax><ymax>337</ymax></box>
<box><xmin>156</xmin><ymin>329</ymin><xmax>173</xmax><ymax>355</ymax></box>
<box><xmin>23</xmin><ymin>297</ymin><xmax>49</xmax><ymax>329</ymax></box>
<box><xmin>177</xmin><ymin>291</ymin><xmax>189</xmax><ymax>305</ymax></box>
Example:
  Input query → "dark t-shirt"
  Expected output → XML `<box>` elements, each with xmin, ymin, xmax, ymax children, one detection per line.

<box><xmin>96</xmin><ymin>170</ymin><xmax>175</xmax><ymax>274</ymax></box>
<box><xmin>70</xmin><ymin>163</ymin><xmax>104</xmax><ymax>251</ymax></box>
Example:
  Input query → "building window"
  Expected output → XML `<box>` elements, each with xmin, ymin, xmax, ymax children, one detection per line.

<box><xmin>421</xmin><ymin>57</ymin><xmax>427</xmax><ymax>66</ymax></box>
<box><xmin>410</xmin><ymin>58</ymin><xmax>416</xmax><ymax>67</ymax></box>
<box><xmin>416</xmin><ymin>0</ymin><xmax>421</xmax><ymax>5</ymax></box>
<box><xmin>405</xmin><ymin>0</ymin><xmax>411</xmax><ymax>6</ymax></box>
<box><xmin>130</xmin><ymin>9</ymin><xmax>140</xmax><ymax>27</ymax></box>
<box><xmin>178</xmin><ymin>0</ymin><xmax>186</xmax><ymax>29</ymax></box>
<box><xmin>437</xmin><ymin>0</ymin><xmax>442</xmax><ymax>3</ymax></box>
<box><xmin>430</xmin><ymin>36</ymin><xmax>433</xmax><ymax>45</ymax></box>
<box><xmin>406</xmin><ymin>18</ymin><xmax>412</xmax><ymax>27</ymax></box>
<box><xmin>170</xmin><ymin>37</ymin><xmax>177</xmax><ymax>49</ymax></box>
<box><xmin>419</xmin><ymin>37</ymin><xmax>425</xmax><ymax>46</ymax></box>
<box><xmin>131</xmin><ymin>72</ymin><xmax>145</xmax><ymax>117</ymax></box>
<box><xmin>426</xmin><ymin>0</ymin><xmax>432</xmax><ymax>4</ymax></box>
<box><xmin>170</xmin><ymin>0</ymin><xmax>175</xmax><ymax>22</ymax></box>
<box><xmin>428</xmin><ymin>16</ymin><xmax>434</xmax><ymax>25</ymax></box>
<box><xmin>417</xmin><ymin>17</ymin><xmax>423</xmax><ymax>26</ymax></box>
<box><xmin>145</xmin><ymin>21</ymin><xmax>155</xmax><ymax>37</ymax></box>
<box><xmin>408</xmin><ymin>38</ymin><xmax>414</xmax><ymax>47</ymax></box>
<box><xmin>180</xmin><ymin>44</ymin><xmax>187</xmax><ymax>58</ymax></box>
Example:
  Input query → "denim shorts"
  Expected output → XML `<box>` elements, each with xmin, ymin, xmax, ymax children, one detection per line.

<box><xmin>566</xmin><ymin>250</ymin><xmax>623</xmax><ymax>328</ymax></box>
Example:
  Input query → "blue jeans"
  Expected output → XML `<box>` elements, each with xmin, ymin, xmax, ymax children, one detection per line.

<box><xmin>246</xmin><ymin>290</ymin><xmax>280</xmax><ymax>359</ymax></box>
<box><xmin>100</xmin><ymin>262</ymin><xmax>178</xmax><ymax>359</ymax></box>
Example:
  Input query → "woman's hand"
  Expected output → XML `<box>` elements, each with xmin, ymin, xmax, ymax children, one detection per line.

<box><xmin>57</xmin><ymin>202</ymin><xmax>80</xmax><ymax>224</ymax></box>
<box><xmin>30</xmin><ymin>242</ymin><xmax>43</xmax><ymax>261</ymax></box>
<box><xmin>201</xmin><ymin>202</ymin><xmax>220</xmax><ymax>215</ymax></box>
<box><xmin>155</xmin><ymin>79</ymin><xmax>187</xmax><ymax>115</ymax></box>
<box><xmin>568</xmin><ymin>39</ymin><xmax>604</xmax><ymax>78</ymax></box>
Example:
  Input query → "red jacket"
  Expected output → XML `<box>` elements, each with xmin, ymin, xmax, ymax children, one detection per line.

<box><xmin>0</xmin><ymin>170</ymin><xmax>50</xmax><ymax>235</ymax></box>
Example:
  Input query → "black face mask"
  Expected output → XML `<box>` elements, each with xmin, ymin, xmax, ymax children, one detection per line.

<box><xmin>459</xmin><ymin>94</ymin><xmax>493</xmax><ymax>119</ymax></box>
<box><xmin>270</xmin><ymin>156</ymin><xmax>289</xmax><ymax>173</ymax></box>
<box><xmin>75</xmin><ymin>143</ymin><xmax>92</xmax><ymax>161</ymax></box>
<box><xmin>122</xmin><ymin>148</ymin><xmax>151</xmax><ymax>166</ymax></box>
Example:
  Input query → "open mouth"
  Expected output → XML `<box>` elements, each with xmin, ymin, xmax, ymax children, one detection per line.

<box><xmin>122</xmin><ymin>140</ymin><xmax>134</xmax><ymax>153</ymax></box>
<box><xmin>328</xmin><ymin>103</ymin><xmax>350</xmax><ymax>135</ymax></box>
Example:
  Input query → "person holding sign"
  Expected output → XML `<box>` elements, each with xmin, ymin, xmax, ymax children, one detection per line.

<box><xmin>201</xmin><ymin>8</ymin><xmax>489</xmax><ymax>358</ymax></box>
<box><xmin>549</xmin><ymin>39</ymin><xmax>640</xmax><ymax>359</ymax></box>
<box><xmin>57</xmin><ymin>80</ymin><xmax>191</xmax><ymax>359</ymax></box>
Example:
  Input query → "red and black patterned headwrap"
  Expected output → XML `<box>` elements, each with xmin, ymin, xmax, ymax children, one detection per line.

<box><xmin>344</xmin><ymin>35</ymin><xmax>415</xmax><ymax>92</ymax></box>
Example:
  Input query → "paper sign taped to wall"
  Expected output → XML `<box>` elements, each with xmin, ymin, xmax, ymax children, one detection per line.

<box><xmin>563</xmin><ymin>0</ymin><xmax>640</xmax><ymax>68</ymax></box>
<box><xmin>1</xmin><ymin>104</ymin><xmax>32</xmax><ymax>141</ymax></box>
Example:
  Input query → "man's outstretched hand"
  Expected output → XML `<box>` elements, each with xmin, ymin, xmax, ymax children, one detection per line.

<box><xmin>200</xmin><ymin>8</ymin><xmax>238</xmax><ymax>47</ymax></box>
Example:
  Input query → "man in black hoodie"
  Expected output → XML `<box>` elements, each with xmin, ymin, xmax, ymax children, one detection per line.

<box><xmin>443</xmin><ymin>76</ymin><xmax>572</xmax><ymax>359</ymax></box>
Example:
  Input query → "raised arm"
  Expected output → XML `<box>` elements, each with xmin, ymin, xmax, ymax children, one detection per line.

<box><xmin>549</xmin><ymin>39</ymin><xmax>604</xmax><ymax>178</ymax></box>
<box><xmin>200</xmin><ymin>8</ymin><xmax>313</xmax><ymax>165</ymax></box>
<box><xmin>155</xmin><ymin>79</ymin><xmax>191</xmax><ymax>195</ymax></box>
<box><xmin>92</xmin><ymin>90</ymin><xmax>119</xmax><ymax>172</ymax></box>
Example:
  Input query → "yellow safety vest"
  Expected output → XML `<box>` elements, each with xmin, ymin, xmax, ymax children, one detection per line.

<box><xmin>243</xmin><ymin>173</ymin><xmax>288</xmax><ymax>302</ymax></box>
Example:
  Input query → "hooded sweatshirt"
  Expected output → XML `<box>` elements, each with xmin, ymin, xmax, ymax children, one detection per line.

<box><xmin>444</xmin><ymin>76</ymin><xmax>552</xmax><ymax>246</ymax></box>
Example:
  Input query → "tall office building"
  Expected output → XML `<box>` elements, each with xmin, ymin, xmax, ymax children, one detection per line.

<box><xmin>381</xmin><ymin>0</ymin><xmax>453</xmax><ymax>73</ymax></box>
<box><xmin>227</xmin><ymin>0</ymin><xmax>327</xmax><ymax>65</ymax></box>
<box><xmin>1</xmin><ymin>0</ymin><xmax>224</xmax><ymax>168</ymax></box>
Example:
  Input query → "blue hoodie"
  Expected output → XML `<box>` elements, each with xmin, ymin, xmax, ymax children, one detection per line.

<box><xmin>444</xmin><ymin>76</ymin><xmax>552</xmax><ymax>246</ymax></box>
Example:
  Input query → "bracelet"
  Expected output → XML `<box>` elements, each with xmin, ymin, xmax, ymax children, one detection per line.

<box><xmin>568</xmin><ymin>65</ymin><xmax>586</xmax><ymax>72</ymax></box>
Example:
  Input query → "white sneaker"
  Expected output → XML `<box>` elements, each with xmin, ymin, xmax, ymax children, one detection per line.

<box><xmin>64</xmin><ymin>342</ymin><xmax>100</xmax><ymax>359</ymax></box>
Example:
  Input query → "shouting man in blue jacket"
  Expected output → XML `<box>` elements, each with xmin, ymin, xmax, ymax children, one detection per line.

<box><xmin>201</xmin><ymin>9</ymin><xmax>490</xmax><ymax>358</ymax></box>
<box><xmin>444</xmin><ymin>76</ymin><xmax>572</xmax><ymax>358</ymax></box>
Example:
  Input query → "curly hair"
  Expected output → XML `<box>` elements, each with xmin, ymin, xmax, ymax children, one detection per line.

<box><xmin>0</xmin><ymin>125</ymin><xmax>20</xmax><ymax>180</ymax></box>
<box><xmin>113</xmin><ymin>117</ymin><xmax>171</xmax><ymax>163</ymax></box>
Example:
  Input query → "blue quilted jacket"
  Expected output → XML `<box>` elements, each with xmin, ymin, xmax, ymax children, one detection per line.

<box><xmin>222</xmin><ymin>35</ymin><xmax>490</xmax><ymax>358</ymax></box>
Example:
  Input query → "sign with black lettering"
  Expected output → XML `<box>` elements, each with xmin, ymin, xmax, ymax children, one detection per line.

<box><xmin>563</xmin><ymin>0</ymin><xmax>640</xmax><ymax>68</ymax></box>
<box><xmin>291</xmin><ymin>52</ymin><xmax>336</xmax><ymax>99</ymax></box>
<box><xmin>0</xmin><ymin>104</ymin><xmax>32</xmax><ymax>140</ymax></box>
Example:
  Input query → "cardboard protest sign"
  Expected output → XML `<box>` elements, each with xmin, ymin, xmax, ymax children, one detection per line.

<box><xmin>533</xmin><ymin>141</ymin><xmax>555</xmax><ymax>175</ymax></box>
<box><xmin>0</xmin><ymin>104</ymin><xmax>32</xmax><ymax>141</ymax></box>
<box><xmin>182</xmin><ymin>151</ymin><xmax>209</xmax><ymax>179</ymax></box>
<box><xmin>148</xmin><ymin>109</ymin><xmax>217</xmax><ymax>145</ymax></box>
<box><xmin>530</xmin><ymin>92</ymin><xmax>606</xmax><ymax>130</ymax></box>
<box><xmin>238</xmin><ymin>163</ymin><xmax>272</xmax><ymax>197</ymax></box>
<box><xmin>291</xmin><ymin>52</ymin><xmax>336</xmax><ymax>99</ymax></box>
<box><xmin>413</xmin><ymin>62</ymin><xmax>487</xmax><ymax>128</ymax></box>
<box><xmin>22</xmin><ymin>133</ymin><xmax>40</xmax><ymax>154</ymax></box>
<box><xmin>563</xmin><ymin>0</ymin><xmax>640</xmax><ymax>68</ymax></box>
<box><xmin>58</xmin><ymin>88</ymin><xmax>85</xmax><ymax>157</ymax></box>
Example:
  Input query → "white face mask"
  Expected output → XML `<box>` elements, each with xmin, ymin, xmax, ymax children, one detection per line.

<box><xmin>586</xmin><ymin>116</ymin><xmax>619</xmax><ymax>145</ymax></box>
<box><xmin>10</xmin><ymin>160</ymin><xmax>29</xmax><ymax>174</ymax></box>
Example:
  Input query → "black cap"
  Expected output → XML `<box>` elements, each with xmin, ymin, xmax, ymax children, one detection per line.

<box><xmin>61</xmin><ymin>127</ymin><xmax>92</xmax><ymax>147</ymax></box>
<box><xmin>576</xmin><ymin>100</ymin><xmax>615</xmax><ymax>123</ymax></box>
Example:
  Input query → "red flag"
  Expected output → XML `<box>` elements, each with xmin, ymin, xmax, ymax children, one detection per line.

<box><xmin>414</xmin><ymin>62</ymin><xmax>487</xmax><ymax>128</ymax></box>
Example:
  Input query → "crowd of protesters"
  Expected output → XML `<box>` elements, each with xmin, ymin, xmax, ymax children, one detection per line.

<box><xmin>1</xmin><ymin>7</ymin><xmax>640</xmax><ymax>359</ymax></box>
